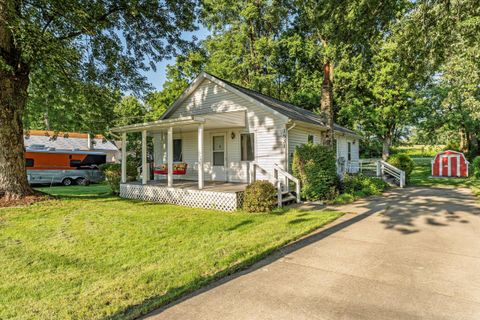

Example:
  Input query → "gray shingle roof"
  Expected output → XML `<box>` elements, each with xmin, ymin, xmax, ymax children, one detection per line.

<box><xmin>206</xmin><ymin>73</ymin><xmax>358</xmax><ymax>136</ymax></box>
<box><xmin>24</xmin><ymin>135</ymin><xmax>118</xmax><ymax>151</ymax></box>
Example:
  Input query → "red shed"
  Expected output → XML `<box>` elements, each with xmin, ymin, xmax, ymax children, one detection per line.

<box><xmin>431</xmin><ymin>150</ymin><xmax>469</xmax><ymax>177</ymax></box>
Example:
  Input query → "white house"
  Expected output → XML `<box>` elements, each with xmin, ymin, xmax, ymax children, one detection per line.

<box><xmin>111</xmin><ymin>72</ymin><xmax>359</xmax><ymax>211</ymax></box>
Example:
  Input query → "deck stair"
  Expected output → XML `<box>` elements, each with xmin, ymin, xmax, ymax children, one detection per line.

<box><xmin>273</xmin><ymin>164</ymin><xmax>301</xmax><ymax>208</ymax></box>
<box><xmin>281</xmin><ymin>191</ymin><xmax>298</xmax><ymax>206</ymax></box>
<box><xmin>376</xmin><ymin>160</ymin><xmax>406</xmax><ymax>188</ymax></box>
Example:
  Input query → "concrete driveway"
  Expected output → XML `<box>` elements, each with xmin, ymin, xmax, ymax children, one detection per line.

<box><xmin>143</xmin><ymin>186</ymin><xmax>480</xmax><ymax>320</ymax></box>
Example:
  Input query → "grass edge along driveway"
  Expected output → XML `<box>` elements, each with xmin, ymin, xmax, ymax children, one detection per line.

<box><xmin>0</xmin><ymin>185</ymin><xmax>343</xmax><ymax>320</ymax></box>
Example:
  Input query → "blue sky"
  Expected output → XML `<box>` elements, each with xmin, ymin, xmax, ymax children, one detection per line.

<box><xmin>141</xmin><ymin>26</ymin><xmax>211</xmax><ymax>91</ymax></box>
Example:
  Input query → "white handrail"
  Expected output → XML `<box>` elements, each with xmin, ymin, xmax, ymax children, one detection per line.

<box><xmin>273</xmin><ymin>164</ymin><xmax>301</xmax><ymax>206</ymax></box>
<box><xmin>376</xmin><ymin>160</ymin><xmax>405</xmax><ymax>188</ymax></box>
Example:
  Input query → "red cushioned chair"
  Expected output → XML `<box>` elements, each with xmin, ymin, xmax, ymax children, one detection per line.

<box><xmin>153</xmin><ymin>163</ymin><xmax>188</xmax><ymax>175</ymax></box>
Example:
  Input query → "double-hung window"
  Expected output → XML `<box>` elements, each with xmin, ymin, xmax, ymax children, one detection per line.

<box><xmin>307</xmin><ymin>134</ymin><xmax>314</xmax><ymax>144</ymax></box>
<box><xmin>347</xmin><ymin>142</ymin><xmax>352</xmax><ymax>161</ymax></box>
<box><xmin>241</xmin><ymin>133</ymin><xmax>255</xmax><ymax>161</ymax></box>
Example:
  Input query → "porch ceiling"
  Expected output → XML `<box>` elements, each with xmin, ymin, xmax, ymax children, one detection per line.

<box><xmin>110</xmin><ymin>111</ymin><xmax>246</xmax><ymax>134</ymax></box>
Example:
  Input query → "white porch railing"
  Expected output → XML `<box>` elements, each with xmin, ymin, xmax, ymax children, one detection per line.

<box><xmin>359</xmin><ymin>158</ymin><xmax>381</xmax><ymax>174</ymax></box>
<box><xmin>376</xmin><ymin>160</ymin><xmax>406</xmax><ymax>188</ymax></box>
<box><xmin>273</xmin><ymin>164</ymin><xmax>301</xmax><ymax>207</ymax></box>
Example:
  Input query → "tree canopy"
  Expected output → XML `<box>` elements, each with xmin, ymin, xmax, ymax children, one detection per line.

<box><xmin>0</xmin><ymin>0</ymin><xmax>199</xmax><ymax>197</ymax></box>
<box><xmin>2</xmin><ymin>0</ymin><xmax>480</xmax><ymax>198</ymax></box>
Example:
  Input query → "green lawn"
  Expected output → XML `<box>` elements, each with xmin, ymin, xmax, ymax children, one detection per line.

<box><xmin>0</xmin><ymin>184</ymin><xmax>343</xmax><ymax>320</ymax></box>
<box><xmin>391</xmin><ymin>145</ymin><xmax>443</xmax><ymax>158</ymax></box>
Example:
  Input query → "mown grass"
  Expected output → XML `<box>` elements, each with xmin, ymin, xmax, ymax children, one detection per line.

<box><xmin>0</xmin><ymin>184</ymin><xmax>343</xmax><ymax>320</ymax></box>
<box><xmin>391</xmin><ymin>145</ymin><xmax>443</xmax><ymax>158</ymax></box>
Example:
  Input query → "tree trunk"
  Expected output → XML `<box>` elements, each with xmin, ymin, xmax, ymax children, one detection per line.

<box><xmin>320</xmin><ymin>62</ymin><xmax>335</xmax><ymax>149</ymax></box>
<box><xmin>44</xmin><ymin>109</ymin><xmax>50</xmax><ymax>130</ymax></box>
<box><xmin>0</xmin><ymin>0</ymin><xmax>34</xmax><ymax>199</ymax></box>
<box><xmin>459</xmin><ymin>127</ymin><xmax>467</xmax><ymax>152</ymax></box>
<box><xmin>382</xmin><ymin>134</ymin><xmax>392</xmax><ymax>160</ymax></box>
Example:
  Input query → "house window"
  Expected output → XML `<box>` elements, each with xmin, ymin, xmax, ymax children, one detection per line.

<box><xmin>347</xmin><ymin>142</ymin><xmax>352</xmax><ymax>161</ymax></box>
<box><xmin>241</xmin><ymin>133</ymin><xmax>255</xmax><ymax>161</ymax></box>
<box><xmin>212</xmin><ymin>135</ymin><xmax>225</xmax><ymax>166</ymax></box>
<box><xmin>307</xmin><ymin>134</ymin><xmax>314</xmax><ymax>144</ymax></box>
<box><xmin>173</xmin><ymin>139</ymin><xmax>182</xmax><ymax>162</ymax></box>
<box><xmin>25</xmin><ymin>158</ymin><xmax>34</xmax><ymax>167</ymax></box>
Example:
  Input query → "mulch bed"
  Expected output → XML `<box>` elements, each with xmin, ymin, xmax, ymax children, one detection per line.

<box><xmin>0</xmin><ymin>191</ymin><xmax>52</xmax><ymax>208</ymax></box>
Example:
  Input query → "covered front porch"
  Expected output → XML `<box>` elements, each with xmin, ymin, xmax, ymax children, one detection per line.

<box><xmin>112</xmin><ymin>111</ymin><xmax>252</xmax><ymax>211</ymax></box>
<box><xmin>120</xmin><ymin>180</ymin><xmax>248</xmax><ymax>211</ymax></box>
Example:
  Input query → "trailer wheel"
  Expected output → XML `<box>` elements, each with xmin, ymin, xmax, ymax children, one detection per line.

<box><xmin>76</xmin><ymin>177</ymin><xmax>90</xmax><ymax>186</ymax></box>
<box><xmin>62</xmin><ymin>178</ymin><xmax>73</xmax><ymax>186</ymax></box>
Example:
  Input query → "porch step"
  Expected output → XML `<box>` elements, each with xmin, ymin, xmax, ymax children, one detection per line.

<box><xmin>382</xmin><ymin>175</ymin><xmax>399</xmax><ymax>187</ymax></box>
<box><xmin>281</xmin><ymin>191</ymin><xmax>297</xmax><ymax>206</ymax></box>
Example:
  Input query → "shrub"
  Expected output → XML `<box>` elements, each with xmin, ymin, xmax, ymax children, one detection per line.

<box><xmin>243</xmin><ymin>180</ymin><xmax>277</xmax><ymax>213</ymax></box>
<box><xmin>292</xmin><ymin>144</ymin><xmax>339</xmax><ymax>201</ymax></box>
<box><xmin>472</xmin><ymin>156</ymin><xmax>480</xmax><ymax>179</ymax></box>
<box><xmin>387</xmin><ymin>153</ymin><xmax>414</xmax><ymax>183</ymax></box>
<box><xmin>100</xmin><ymin>162</ymin><xmax>138</xmax><ymax>194</ymax></box>
<box><xmin>334</xmin><ymin>193</ymin><xmax>355</xmax><ymax>205</ymax></box>
<box><xmin>342</xmin><ymin>173</ymin><xmax>389</xmax><ymax>197</ymax></box>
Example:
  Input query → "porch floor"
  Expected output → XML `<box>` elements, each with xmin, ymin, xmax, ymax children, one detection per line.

<box><xmin>126</xmin><ymin>180</ymin><xmax>249</xmax><ymax>193</ymax></box>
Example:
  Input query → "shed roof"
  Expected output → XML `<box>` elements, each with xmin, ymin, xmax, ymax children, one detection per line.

<box><xmin>24</xmin><ymin>130</ymin><xmax>118</xmax><ymax>151</ymax></box>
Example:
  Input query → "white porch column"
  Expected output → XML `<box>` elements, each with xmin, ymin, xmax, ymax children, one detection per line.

<box><xmin>121</xmin><ymin>132</ymin><xmax>127</xmax><ymax>183</ymax></box>
<box><xmin>198</xmin><ymin>123</ymin><xmax>204</xmax><ymax>189</ymax></box>
<box><xmin>142</xmin><ymin>130</ymin><xmax>148</xmax><ymax>185</ymax></box>
<box><xmin>167</xmin><ymin>127</ymin><xmax>173</xmax><ymax>187</ymax></box>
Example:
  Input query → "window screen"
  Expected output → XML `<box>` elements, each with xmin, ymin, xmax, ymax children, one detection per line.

<box><xmin>307</xmin><ymin>134</ymin><xmax>314</xmax><ymax>144</ymax></box>
<box><xmin>25</xmin><ymin>158</ymin><xmax>34</xmax><ymax>167</ymax></box>
<box><xmin>347</xmin><ymin>142</ymin><xmax>352</xmax><ymax>161</ymax></box>
<box><xmin>173</xmin><ymin>139</ymin><xmax>182</xmax><ymax>162</ymax></box>
<box><xmin>241</xmin><ymin>133</ymin><xmax>254</xmax><ymax>161</ymax></box>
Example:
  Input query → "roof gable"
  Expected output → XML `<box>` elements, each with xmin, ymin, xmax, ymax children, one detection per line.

<box><xmin>161</xmin><ymin>72</ymin><xmax>357</xmax><ymax>136</ymax></box>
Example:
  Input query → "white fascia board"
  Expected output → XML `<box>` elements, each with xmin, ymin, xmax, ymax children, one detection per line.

<box><xmin>110</xmin><ymin>116</ymin><xmax>205</xmax><ymax>133</ymax></box>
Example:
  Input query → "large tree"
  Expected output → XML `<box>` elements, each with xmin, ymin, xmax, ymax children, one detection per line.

<box><xmin>400</xmin><ymin>0</ymin><xmax>480</xmax><ymax>155</ymax></box>
<box><xmin>0</xmin><ymin>0</ymin><xmax>198</xmax><ymax>199</ymax></box>
<box><xmin>337</xmin><ymin>39</ymin><xmax>417</xmax><ymax>159</ymax></box>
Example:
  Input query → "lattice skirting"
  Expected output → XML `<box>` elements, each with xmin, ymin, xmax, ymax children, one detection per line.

<box><xmin>120</xmin><ymin>184</ymin><xmax>243</xmax><ymax>211</ymax></box>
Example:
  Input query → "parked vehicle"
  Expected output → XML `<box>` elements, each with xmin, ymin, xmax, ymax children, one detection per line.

<box><xmin>25</xmin><ymin>146</ymin><xmax>106</xmax><ymax>185</ymax></box>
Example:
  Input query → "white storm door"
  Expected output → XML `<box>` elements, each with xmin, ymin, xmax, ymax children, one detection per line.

<box><xmin>212</xmin><ymin>134</ymin><xmax>226</xmax><ymax>181</ymax></box>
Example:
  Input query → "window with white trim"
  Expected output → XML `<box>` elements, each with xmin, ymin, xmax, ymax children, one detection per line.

<box><xmin>241</xmin><ymin>133</ymin><xmax>255</xmax><ymax>161</ymax></box>
<box><xmin>307</xmin><ymin>134</ymin><xmax>314</xmax><ymax>144</ymax></box>
<box><xmin>347</xmin><ymin>142</ymin><xmax>352</xmax><ymax>161</ymax></box>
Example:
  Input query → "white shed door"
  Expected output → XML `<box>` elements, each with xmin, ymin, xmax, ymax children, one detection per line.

<box><xmin>212</xmin><ymin>134</ymin><xmax>227</xmax><ymax>181</ymax></box>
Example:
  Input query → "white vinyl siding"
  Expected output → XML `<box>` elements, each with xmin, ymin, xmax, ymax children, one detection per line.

<box><xmin>156</xmin><ymin>79</ymin><xmax>288</xmax><ymax>183</ymax></box>
<box><xmin>336</xmin><ymin>134</ymin><xmax>359</xmax><ymax>173</ymax></box>
<box><xmin>287</xmin><ymin>126</ymin><xmax>324</xmax><ymax>171</ymax></box>
<box><xmin>169</xmin><ymin>79</ymin><xmax>247</xmax><ymax>118</ymax></box>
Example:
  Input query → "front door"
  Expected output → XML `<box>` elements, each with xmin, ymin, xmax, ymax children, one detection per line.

<box><xmin>212</xmin><ymin>134</ymin><xmax>226</xmax><ymax>181</ymax></box>
<box><xmin>450</xmin><ymin>156</ymin><xmax>457</xmax><ymax>177</ymax></box>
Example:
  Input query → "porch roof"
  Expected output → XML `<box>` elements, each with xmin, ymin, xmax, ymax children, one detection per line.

<box><xmin>110</xmin><ymin>111</ymin><xmax>246</xmax><ymax>134</ymax></box>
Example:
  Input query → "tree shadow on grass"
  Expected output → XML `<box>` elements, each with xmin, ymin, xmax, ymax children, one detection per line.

<box><xmin>103</xmin><ymin>186</ymin><xmax>480</xmax><ymax>319</ymax></box>
<box><xmin>225</xmin><ymin>219</ymin><xmax>253</xmax><ymax>231</ymax></box>
<box><xmin>103</xmin><ymin>208</ymin><xmax>374</xmax><ymax>320</ymax></box>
